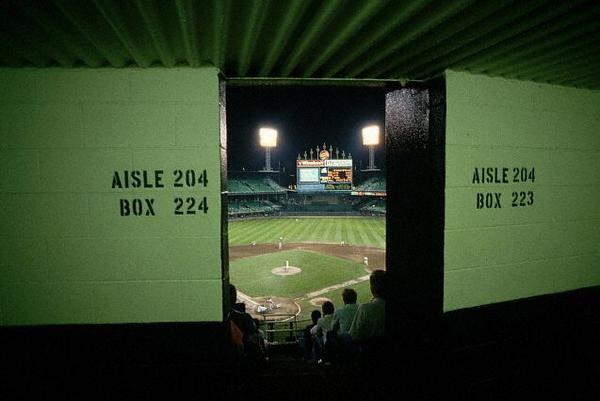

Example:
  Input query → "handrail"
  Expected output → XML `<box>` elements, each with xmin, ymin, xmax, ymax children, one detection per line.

<box><xmin>257</xmin><ymin>314</ymin><xmax>304</xmax><ymax>343</ymax></box>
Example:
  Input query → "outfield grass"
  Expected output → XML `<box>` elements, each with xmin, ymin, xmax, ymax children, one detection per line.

<box><xmin>229</xmin><ymin>249</ymin><xmax>367</xmax><ymax>299</ymax></box>
<box><xmin>228</xmin><ymin>217</ymin><xmax>385</xmax><ymax>248</ymax></box>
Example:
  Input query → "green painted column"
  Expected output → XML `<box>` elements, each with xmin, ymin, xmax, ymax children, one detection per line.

<box><xmin>444</xmin><ymin>70</ymin><xmax>600</xmax><ymax>311</ymax></box>
<box><xmin>0</xmin><ymin>68</ymin><xmax>223</xmax><ymax>325</ymax></box>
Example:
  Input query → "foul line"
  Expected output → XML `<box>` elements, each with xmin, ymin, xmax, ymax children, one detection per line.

<box><xmin>294</xmin><ymin>275</ymin><xmax>370</xmax><ymax>301</ymax></box>
<box><xmin>237</xmin><ymin>290</ymin><xmax>260</xmax><ymax>306</ymax></box>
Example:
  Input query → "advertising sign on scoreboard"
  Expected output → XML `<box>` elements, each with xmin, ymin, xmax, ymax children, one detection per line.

<box><xmin>324</xmin><ymin>159</ymin><xmax>352</xmax><ymax>167</ymax></box>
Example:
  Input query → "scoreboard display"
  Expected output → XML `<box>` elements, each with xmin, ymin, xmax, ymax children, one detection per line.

<box><xmin>297</xmin><ymin>159</ymin><xmax>353</xmax><ymax>192</ymax></box>
<box><xmin>324</xmin><ymin>167</ymin><xmax>351</xmax><ymax>183</ymax></box>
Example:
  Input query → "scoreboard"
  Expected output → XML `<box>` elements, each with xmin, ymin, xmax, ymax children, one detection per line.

<box><xmin>296</xmin><ymin>159</ymin><xmax>353</xmax><ymax>192</ymax></box>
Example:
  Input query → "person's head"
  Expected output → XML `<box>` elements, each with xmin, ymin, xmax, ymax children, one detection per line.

<box><xmin>310</xmin><ymin>309</ymin><xmax>322</xmax><ymax>325</ymax></box>
<box><xmin>322</xmin><ymin>301</ymin><xmax>334</xmax><ymax>316</ymax></box>
<box><xmin>342</xmin><ymin>288</ymin><xmax>357</xmax><ymax>305</ymax></box>
<box><xmin>229</xmin><ymin>283</ymin><xmax>237</xmax><ymax>307</ymax></box>
<box><xmin>370</xmin><ymin>270</ymin><xmax>386</xmax><ymax>299</ymax></box>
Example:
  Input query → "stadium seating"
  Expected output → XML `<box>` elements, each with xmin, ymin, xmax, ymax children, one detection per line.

<box><xmin>227</xmin><ymin>176</ymin><xmax>287</xmax><ymax>217</ymax></box>
<box><xmin>228</xmin><ymin>177</ymin><xmax>287</xmax><ymax>195</ymax></box>
<box><xmin>353</xmin><ymin>176</ymin><xmax>386</xmax><ymax>192</ymax></box>
<box><xmin>359</xmin><ymin>199</ymin><xmax>386</xmax><ymax>215</ymax></box>
<box><xmin>227</xmin><ymin>174</ymin><xmax>388</xmax><ymax>217</ymax></box>
<box><xmin>228</xmin><ymin>199</ymin><xmax>284</xmax><ymax>217</ymax></box>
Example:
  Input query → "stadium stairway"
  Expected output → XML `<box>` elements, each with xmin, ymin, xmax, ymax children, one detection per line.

<box><xmin>244</xmin><ymin>353</ymin><xmax>357</xmax><ymax>401</ymax></box>
<box><xmin>241</xmin><ymin>343</ymin><xmax>404</xmax><ymax>401</ymax></box>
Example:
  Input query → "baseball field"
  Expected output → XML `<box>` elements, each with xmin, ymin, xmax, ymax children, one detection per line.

<box><xmin>228</xmin><ymin>216</ymin><xmax>386</xmax><ymax>322</ymax></box>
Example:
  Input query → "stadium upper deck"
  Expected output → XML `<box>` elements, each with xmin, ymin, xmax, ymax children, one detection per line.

<box><xmin>227</xmin><ymin>173</ymin><xmax>386</xmax><ymax>217</ymax></box>
<box><xmin>228</xmin><ymin>176</ymin><xmax>287</xmax><ymax>196</ymax></box>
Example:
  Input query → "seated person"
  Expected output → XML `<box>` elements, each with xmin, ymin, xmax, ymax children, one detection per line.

<box><xmin>229</xmin><ymin>284</ymin><xmax>256</xmax><ymax>336</ymax></box>
<box><xmin>253</xmin><ymin>318</ymin><xmax>268</xmax><ymax>360</ymax></box>
<box><xmin>332</xmin><ymin>288</ymin><xmax>359</xmax><ymax>334</ymax></box>
<box><xmin>228</xmin><ymin>284</ymin><xmax>265</xmax><ymax>365</ymax></box>
<box><xmin>310</xmin><ymin>301</ymin><xmax>335</xmax><ymax>362</ymax></box>
<box><xmin>300</xmin><ymin>310</ymin><xmax>321</xmax><ymax>361</ymax></box>
<box><xmin>348</xmin><ymin>270</ymin><xmax>386</xmax><ymax>342</ymax></box>
<box><xmin>331</xmin><ymin>288</ymin><xmax>359</xmax><ymax>364</ymax></box>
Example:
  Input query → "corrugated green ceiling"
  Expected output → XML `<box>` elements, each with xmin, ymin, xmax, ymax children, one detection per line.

<box><xmin>1</xmin><ymin>0</ymin><xmax>599</xmax><ymax>89</ymax></box>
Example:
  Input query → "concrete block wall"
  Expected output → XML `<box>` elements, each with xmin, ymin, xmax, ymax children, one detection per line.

<box><xmin>444</xmin><ymin>70</ymin><xmax>600</xmax><ymax>311</ymax></box>
<box><xmin>0</xmin><ymin>68</ymin><xmax>223</xmax><ymax>325</ymax></box>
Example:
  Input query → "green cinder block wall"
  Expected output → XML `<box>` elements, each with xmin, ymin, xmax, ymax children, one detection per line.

<box><xmin>0</xmin><ymin>68</ymin><xmax>223</xmax><ymax>325</ymax></box>
<box><xmin>444</xmin><ymin>70</ymin><xmax>600</xmax><ymax>311</ymax></box>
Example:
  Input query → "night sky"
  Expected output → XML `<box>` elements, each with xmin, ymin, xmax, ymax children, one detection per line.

<box><xmin>226</xmin><ymin>85</ymin><xmax>386</xmax><ymax>178</ymax></box>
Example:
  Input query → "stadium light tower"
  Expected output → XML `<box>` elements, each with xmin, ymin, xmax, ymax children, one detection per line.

<box><xmin>362</xmin><ymin>125</ymin><xmax>380</xmax><ymax>170</ymax></box>
<box><xmin>259</xmin><ymin>127</ymin><xmax>278</xmax><ymax>171</ymax></box>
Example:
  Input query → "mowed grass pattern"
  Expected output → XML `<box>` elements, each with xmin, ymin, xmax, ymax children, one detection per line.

<box><xmin>228</xmin><ymin>217</ymin><xmax>386</xmax><ymax>248</ymax></box>
<box><xmin>229</xmin><ymin>250</ymin><xmax>367</xmax><ymax>298</ymax></box>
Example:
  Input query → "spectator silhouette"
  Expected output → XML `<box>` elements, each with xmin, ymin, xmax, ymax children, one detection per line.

<box><xmin>331</xmin><ymin>288</ymin><xmax>359</xmax><ymax>365</ymax></box>
<box><xmin>311</xmin><ymin>301</ymin><xmax>335</xmax><ymax>363</ymax></box>
<box><xmin>228</xmin><ymin>284</ymin><xmax>265</xmax><ymax>366</ymax></box>
<box><xmin>300</xmin><ymin>309</ymin><xmax>321</xmax><ymax>361</ymax></box>
<box><xmin>348</xmin><ymin>270</ymin><xmax>386</xmax><ymax>342</ymax></box>
<box><xmin>229</xmin><ymin>284</ymin><xmax>256</xmax><ymax>337</ymax></box>
<box><xmin>347</xmin><ymin>270</ymin><xmax>387</xmax><ymax>374</ymax></box>
<box><xmin>253</xmin><ymin>318</ymin><xmax>268</xmax><ymax>360</ymax></box>
<box><xmin>332</xmin><ymin>288</ymin><xmax>359</xmax><ymax>334</ymax></box>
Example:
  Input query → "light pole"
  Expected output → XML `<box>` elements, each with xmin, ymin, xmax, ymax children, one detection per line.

<box><xmin>362</xmin><ymin>125</ymin><xmax>380</xmax><ymax>171</ymax></box>
<box><xmin>259</xmin><ymin>127</ymin><xmax>278</xmax><ymax>171</ymax></box>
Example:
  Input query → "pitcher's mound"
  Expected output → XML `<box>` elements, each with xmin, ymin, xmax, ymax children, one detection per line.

<box><xmin>271</xmin><ymin>266</ymin><xmax>302</xmax><ymax>276</ymax></box>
